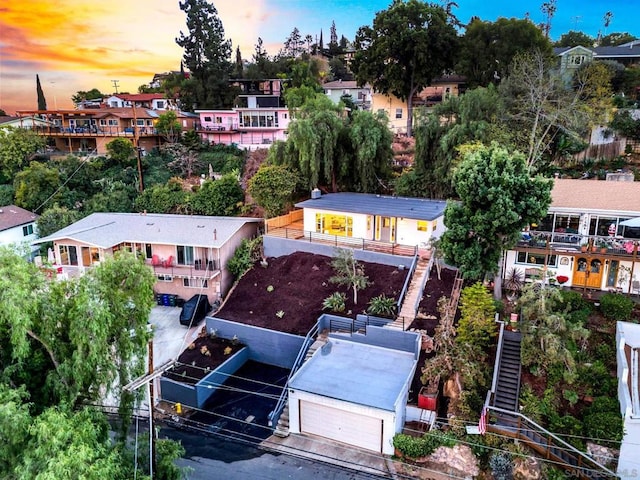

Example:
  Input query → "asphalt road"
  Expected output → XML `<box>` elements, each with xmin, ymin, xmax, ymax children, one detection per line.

<box><xmin>162</xmin><ymin>425</ymin><xmax>388</xmax><ymax>480</ymax></box>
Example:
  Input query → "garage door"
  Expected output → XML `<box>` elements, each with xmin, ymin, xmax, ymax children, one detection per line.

<box><xmin>299</xmin><ymin>400</ymin><xmax>382</xmax><ymax>452</ymax></box>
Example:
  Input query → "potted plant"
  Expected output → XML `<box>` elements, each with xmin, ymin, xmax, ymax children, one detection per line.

<box><xmin>504</xmin><ymin>267</ymin><xmax>524</xmax><ymax>302</ymax></box>
<box><xmin>597</xmin><ymin>239</ymin><xmax>608</xmax><ymax>254</ymax></box>
<box><xmin>580</xmin><ymin>242</ymin><xmax>589</xmax><ymax>253</ymax></box>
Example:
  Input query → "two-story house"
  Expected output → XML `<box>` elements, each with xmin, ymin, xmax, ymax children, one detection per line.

<box><xmin>322</xmin><ymin>80</ymin><xmax>371</xmax><ymax>110</ymax></box>
<box><xmin>0</xmin><ymin>205</ymin><xmax>39</xmax><ymax>259</ymax></box>
<box><xmin>35</xmin><ymin>212</ymin><xmax>263</xmax><ymax>303</ymax></box>
<box><xmin>371</xmin><ymin>75</ymin><xmax>466</xmax><ymax>134</ymax></box>
<box><xmin>15</xmin><ymin>107</ymin><xmax>198</xmax><ymax>155</ymax></box>
<box><xmin>196</xmin><ymin>79</ymin><xmax>291</xmax><ymax>149</ymax></box>
<box><xmin>504</xmin><ymin>177</ymin><xmax>640</xmax><ymax>295</ymax></box>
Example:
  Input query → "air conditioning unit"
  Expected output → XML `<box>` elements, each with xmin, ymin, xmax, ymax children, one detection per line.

<box><xmin>311</xmin><ymin>188</ymin><xmax>321</xmax><ymax>199</ymax></box>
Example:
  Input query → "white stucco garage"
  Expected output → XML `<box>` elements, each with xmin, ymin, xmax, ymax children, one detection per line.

<box><xmin>287</xmin><ymin>335</ymin><xmax>418</xmax><ymax>455</ymax></box>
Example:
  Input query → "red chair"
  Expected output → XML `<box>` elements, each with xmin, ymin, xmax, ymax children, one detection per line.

<box><xmin>151</xmin><ymin>254</ymin><xmax>161</xmax><ymax>266</ymax></box>
<box><xmin>163</xmin><ymin>256</ymin><xmax>174</xmax><ymax>268</ymax></box>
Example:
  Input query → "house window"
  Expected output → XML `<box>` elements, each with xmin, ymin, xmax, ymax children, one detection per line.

<box><xmin>516</xmin><ymin>252</ymin><xmax>557</xmax><ymax>266</ymax></box>
<box><xmin>177</xmin><ymin>245</ymin><xmax>194</xmax><ymax>265</ymax></box>
<box><xmin>59</xmin><ymin>245</ymin><xmax>78</xmax><ymax>266</ymax></box>
<box><xmin>156</xmin><ymin>101</ymin><xmax>165</xmax><ymax>109</ymax></box>
<box><xmin>183</xmin><ymin>278</ymin><xmax>209</xmax><ymax>288</ymax></box>
<box><xmin>417</xmin><ymin>221</ymin><xmax>428</xmax><ymax>232</ymax></box>
<box><xmin>395</xmin><ymin>109</ymin><xmax>403</xmax><ymax>119</ymax></box>
<box><xmin>22</xmin><ymin>225</ymin><xmax>34</xmax><ymax>236</ymax></box>
<box><xmin>315</xmin><ymin>213</ymin><xmax>353</xmax><ymax>236</ymax></box>
<box><xmin>204</xmin><ymin>116</ymin><xmax>212</xmax><ymax>122</ymax></box>
<box><xmin>145</xmin><ymin>244</ymin><xmax>152</xmax><ymax>259</ymax></box>
<box><xmin>81</xmin><ymin>246</ymin><xmax>100</xmax><ymax>266</ymax></box>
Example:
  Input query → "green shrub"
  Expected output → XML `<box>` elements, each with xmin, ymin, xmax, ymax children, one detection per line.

<box><xmin>227</xmin><ymin>237</ymin><xmax>262</xmax><ymax>279</ymax></box>
<box><xmin>599</xmin><ymin>292</ymin><xmax>634</xmax><ymax>320</ymax></box>
<box><xmin>489</xmin><ymin>452</ymin><xmax>513</xmax><ymax>480</ymax></box>
<box><xmin>392</xmin><ymin>431</ymin><xmax>457</xmax><ymax>459</ymax></box>
<box><xmin>583</xmin><ymin>396</ymin><xmax>624</xmax><ymax>442</ymax></box>
<box><xmin>392</xmin><ymin>434</ymin><xmax>431</xmax><ymax>458</ymax></box>
<box><xmin>322</xmin><ymin>292</ymin><xmax>346</xmax><ymax>313</ymax></box>
<box><xmin>456</xmin><ymin>282</ymin><xmax>497</xmax><ymax>348</ymax></box>
<box><xmin>367</xmin><ymin>294</ymin><xmax>396</xmax><ymax>317</ymax></box>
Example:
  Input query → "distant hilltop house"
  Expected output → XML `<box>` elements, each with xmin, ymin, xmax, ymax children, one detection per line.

<box><xmin>34</xmin><ymin>212</ymin><xmax>263</xmax><ymax>304</ymax></box>
<box><xmin>322</xmin><ymin>80</ymin><xmax>371</xmax><ymax>110</ymax></box>
<box><xmin>14</xmin><ymin>107</ymin><xmax>198</xmax><ymax>155</ymax></box>
<box><xmin>0</xmin><ymin>115</ymin><xmax>52</xmax><ymax>130</ymax></box>
<box><xmin>196</xmin><ymin>78</ymin><xmax>292</xmax><ymax>150</ymax></box>
<box><xmin>371</xmin><ymin>75</ymin><xmax>466</xmax><ymax>134</ymax></box>
<box><xmin>0</xmin><ymin>205</ymin><xmax>39</xmax><ymax>259</ymax></box>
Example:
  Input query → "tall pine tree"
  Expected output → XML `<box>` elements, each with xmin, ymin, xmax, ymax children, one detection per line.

<box><xmin>36</xmin><ymin>74</ymin><xmax>47</xmax><ymax>111</ymax></box>
<box><xmin>175</xmin><ymin>0</ymin><xmax>232</xmax><ymax>110</ymax></box>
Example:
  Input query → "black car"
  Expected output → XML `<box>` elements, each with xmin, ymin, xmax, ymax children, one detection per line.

<box><xmin>179</xmin><ymin>294</ymin><xmax>212</xmax><ymax>326</ymax></box>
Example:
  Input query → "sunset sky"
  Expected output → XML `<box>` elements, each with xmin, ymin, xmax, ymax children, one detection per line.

<box><xmin>1</xmin><ymin>0</ymin><xmax>638</xmax><ymax>115</ymax></box>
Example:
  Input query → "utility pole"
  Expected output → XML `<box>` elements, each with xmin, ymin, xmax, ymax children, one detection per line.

<box><xmin>112</xmin><ymin>79</ymin><xmax>120</xmax><ymax>94</ymax></box>
<box><xmin>132</xmin><ymin>104</ymin><xmax>145</xmax><ymax>192</ymax></box>
<box><xmin>147</xmin><ymin>338</ymin><xmax>156</xmax><ymax>478</ymax></box>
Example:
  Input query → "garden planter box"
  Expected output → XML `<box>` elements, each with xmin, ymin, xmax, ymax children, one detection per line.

<box><xmin>418</xmin><ymin>387</ymin><xmax>438</xmax><ymax>410</ymax></box>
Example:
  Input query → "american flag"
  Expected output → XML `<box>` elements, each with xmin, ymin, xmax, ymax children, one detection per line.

<box><xmin>478</xmin><ymin>407</ymin><xmax>488</xmax><ymax>435</ymax></box>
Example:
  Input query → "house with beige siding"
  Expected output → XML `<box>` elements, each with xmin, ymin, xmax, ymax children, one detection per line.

<box><xmin>504</xmin><ymin>178</ymin><xmax>640</xmax><ymax>294</ymax></box>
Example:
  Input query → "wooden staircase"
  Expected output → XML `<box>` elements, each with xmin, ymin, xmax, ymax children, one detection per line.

<box><xmin>487</xmin><ymin>407</ymin><xmax>617</xmax><ymax>479</ymax></box>
<box><xmin>485</xmin><ymin>327</ymin><xmax>616</xmax><ymax>479</ymax></box>
<box><xmin>273</xmin><ymin>334</ymin><xmax>328</xmax><ymax>438</ymax></box>
<box><xmin>390</xmin><ymin>257</ymin><xmax>431</xmax><ymax>330</ymax></box>
<box><xmin>492</xmin><ymin>330</ymin><xmax>522</xmax><ymax>413</ymax></box>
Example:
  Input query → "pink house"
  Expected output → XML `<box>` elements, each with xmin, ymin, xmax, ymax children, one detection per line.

<box><xmin>196</xmin><ymin>78</ymin><xmax>291</xmax><ymax>149</ymax></box>
<box><xmin>196</xmin><ymin>108</ymin><xmax>291</xmax><ymax>149</ymax></box>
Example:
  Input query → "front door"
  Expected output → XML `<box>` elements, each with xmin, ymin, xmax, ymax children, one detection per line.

<box><xmin>573</xmin><ymin>256</ymin><xmax>604</xmax><ymax>289</ymax></box>
<box><xmin>376</xmin><ymin>216</ymin><xmax>396</xmax><ymax>243</ymax></box>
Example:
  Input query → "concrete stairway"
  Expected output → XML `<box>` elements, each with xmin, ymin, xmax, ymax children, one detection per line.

<box><xmin>388</xmin><ymin>257</ymin><xmax>430</xmax><ymax>330</ymax></box>
<box><xmin>274</xmin><ymin>334</ymin><xmax>328</xmax><ymax>438</ymax></box>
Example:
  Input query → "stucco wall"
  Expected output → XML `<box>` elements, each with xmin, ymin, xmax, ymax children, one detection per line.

<box><xmin>263</xmin><ymin>236</ymin><xmax>413</xmax><ymax>268</ymax></box>
<box><xmin>205</xmin><ymin>317</ymin><xmax>305</xmax><ymax>368</ymax></box>
<box><xmin>160</xmin><ymin>347</ymin><xmax>250</xmax><ymax>409</ymax></box>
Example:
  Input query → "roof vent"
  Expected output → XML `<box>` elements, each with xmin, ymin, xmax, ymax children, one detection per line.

<box><xmin>311</xmin><ymin>188</ymin><xmax>321</xmax><ymax>199</ymax></box>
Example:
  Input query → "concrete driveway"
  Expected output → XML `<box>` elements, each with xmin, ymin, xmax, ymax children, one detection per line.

<box><xmin>149</xmin><ymin>305</ymin><xmax>202</xmax><ymax>369</ymax></box>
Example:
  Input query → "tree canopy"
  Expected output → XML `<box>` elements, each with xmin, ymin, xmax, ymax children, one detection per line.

<box><xmin>439</xmin><ymin>143</ymin><xmax>552</xmax><ymax>286</ymax></box>
<box><xmin>247</xmin><ymin>164</ymin><xmax>299</xmax><ymax>218</ymax></box>
<box><xmin>0</xmin><ymin>127</ymin><xmax>45</xmax><ymax>181</ymax></box>
<box><xmin>456</xmin><ymin>17</ymin><xmax>552</xmax><ymax>88</ymax></box>
<box><xmin>352</xmin><ymin>0</ymin><xmax>459</xmax><ymax>136</ymax></box>
<box><xmin>175</xmin><ymin>0</ymin><xmax>232</xmax><ymax>109</ymax></box>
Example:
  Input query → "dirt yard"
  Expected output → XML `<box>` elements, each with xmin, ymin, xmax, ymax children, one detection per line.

<box><xmin>216</xmin><ymin>251</ymin><xmax>411</xmax><ymax>335</ymax></box>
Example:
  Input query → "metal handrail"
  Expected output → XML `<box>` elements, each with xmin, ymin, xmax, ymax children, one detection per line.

<box><xmin>268</xmin><ymin>322</ymin><xmax>319</xmax><ymax>426</ymax></box>
<box><xmin>396</xmin><ymin>253</ymin><xmax>418</xmax><ymax>310</ymax></box>
<box><xmin>486</xmin><ymin>405</ymin><xmax>618</xmax><ymax>478</ymax></box>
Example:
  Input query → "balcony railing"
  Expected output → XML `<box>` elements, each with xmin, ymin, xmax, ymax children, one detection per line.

<box><xmin>27</xmin><ymin>126</ymin><xmax>159</xmax><ymax>136</ymax></box>
<box><xmin>266</xmin><ymin>226</ymin><xmax>418</xmax><ymax>257</ymax></box>
<box><xmin>518</xmin><ymin>230</ymin><xmax>639</xmax><ymax>257</ymax></box>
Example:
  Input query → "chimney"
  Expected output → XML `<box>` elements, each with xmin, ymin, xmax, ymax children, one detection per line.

<box><xmin>311</xmin><ymin>188</ymin><xmax>321</xmax><ymax>199</ymax></box>
<box><xmin>213</xmin><ymin>229</ymin><xmax>217</xmax><ymax>241</ymax></box>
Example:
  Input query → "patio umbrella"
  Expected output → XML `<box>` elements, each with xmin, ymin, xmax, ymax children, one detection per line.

<box><xmin>620</xmin><ymin>217</ymin><xmax>640</xmax><ymax>228</ymax></box>
<box><xmin>47</xmin><ymin>247</ymin><xmax>55</xmax><ymax>263</ymax></box>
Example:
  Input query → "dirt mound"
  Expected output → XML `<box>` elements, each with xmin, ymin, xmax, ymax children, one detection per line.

<box><xmin>216</xmin><ymin>251</ymin><xmax>409</xmax><ymax>335</ymax></box>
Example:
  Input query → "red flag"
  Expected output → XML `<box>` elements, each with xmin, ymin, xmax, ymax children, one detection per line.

<box><xmin>479</xmin><ymin>407</ymin><xmax>487</xmax><ymax>435</ymax></box>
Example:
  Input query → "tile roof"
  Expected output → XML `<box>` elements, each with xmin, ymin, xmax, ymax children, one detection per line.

<box><xmin>551</xmin><ymin>179</ymin><xmax>640</xmax><ymax>214</ymax></box>
<box><xmin>35</xmin><ymin>212</ymin><xmax>262</xmax><ymax>248</ymax></box>
<box><xmin>0</xmin><ymin>205</ymin><xmax>38</xmax><ymax>232</ymax></box>
<box><xmin>295</xmin><ymin>193</ymin><xmax>447</xmax><ymax>221</ymax></box>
